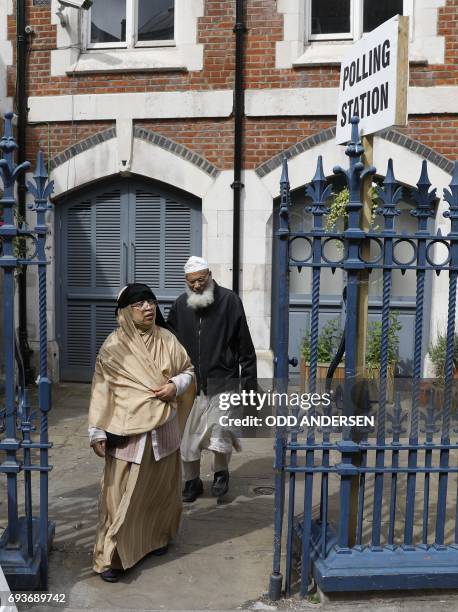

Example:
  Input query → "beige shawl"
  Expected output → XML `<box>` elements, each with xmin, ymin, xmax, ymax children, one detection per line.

<box><xmin>89</xmin><ymin>308</ymin><xmax>194</xmax><ymax>435</ymax></box>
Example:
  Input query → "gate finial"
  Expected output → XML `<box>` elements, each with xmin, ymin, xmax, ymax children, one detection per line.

<box><xmin>27</xmin><ymin>150</ymin><xmax>54</xmax><ymax>211</ymax></box>
<box><xmin>306</xmin><ymin>156</ymin><xmax>332</xmax><ymax>224</ymax></box>
<box><xmin>411</xmin><ymin>160</ymin><xmax>436</xmax><ymax>229</ymax></box>
<box><xmin>0</xmin><ymin>113</ymin><xmax>30</xmax><ymax>189</ymax></box>
<box><xmin>375</xmin><ymin>159</ymin><xmax>402</xmax><ymax>228</ymax></box>
<box><xmin>332</xmin><ymin>117</ymin><xmax>375</xmax><ymax>231</ymax></box>
<box><xmin>0</xmin><ymin>112</ymin><xmax>17</xmax><ymax>156</ymax></box>
<box><xmin>279</xmin><ymin>156</ymin><xmax>291</xmax><ymax>218</ymax></box>
<box><xmin>345</xmin><ymin>116</ymin><xmax>364</xmax><ymax>160</ymax></box>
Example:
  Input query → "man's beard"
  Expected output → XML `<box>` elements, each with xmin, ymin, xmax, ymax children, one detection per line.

<box><xmin>186</xmin><ymin>279</ymin><xmax>215</xmax><ymax>310</ymax></box>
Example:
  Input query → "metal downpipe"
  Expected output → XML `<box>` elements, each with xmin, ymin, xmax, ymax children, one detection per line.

<box><xmin>231</xmin><ymin>0</ymin><xmax>246</xmax><ymax>295</ymax></box>
<box><xmin>16</xmin><ymin>0</ymin><xmax>34</xmax><ymax>383</ymax></box>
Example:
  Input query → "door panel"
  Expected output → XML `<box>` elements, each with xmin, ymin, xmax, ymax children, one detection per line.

<box><xmin>58</xmin><ymin>179</ymin><xmax>201</xmax><ymax>382</ymax></box>
<box><xmin>66</xmin><ymin>201</ymin><xmax>92</xmax><ymax>287</ymax></box>
<box><xmin>164</xmin><ymin>199</ymin><xmax>192</xmax><ymax>291</ymax></box>
<box><xmin>95</xmin><ymin>304</ymin><xmax>118</xmax><ymax>355</ymax></box>
<box><xmin>132</xmin><ymin>189</ymin><xmax>161</xmax><ymax>289</ymax></box>
<box><xmin>66</xmin><ymin>303</ymin><xmax>92</xmax><ymax>370</ymax></box>
<box><xmin>95</xmin><ymin>189</ymin><xmax>123</xmax><ymax>288</ymax></box>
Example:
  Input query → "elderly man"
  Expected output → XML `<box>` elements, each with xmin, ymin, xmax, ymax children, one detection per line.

<box><xmin>167</xmin><ymin>256</ymin><xmax>257</xmax><ymax>502</ymax></box>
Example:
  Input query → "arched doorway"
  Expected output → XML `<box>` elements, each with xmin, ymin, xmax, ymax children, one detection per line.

<box><xmin>271</xmin><ymin>176</ymin><xmax>433</xmax><ymax>377</ymax></box>
<box><xmin>56</xmin><ymin>176</ymin><xmax>202</xmax><ymax>381</ymax></box>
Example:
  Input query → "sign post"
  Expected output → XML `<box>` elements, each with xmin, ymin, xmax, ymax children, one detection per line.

<box><xmin>335</xmin><ymin>14</ymin><xmax>409</xmax><ymax>545</ymax></box>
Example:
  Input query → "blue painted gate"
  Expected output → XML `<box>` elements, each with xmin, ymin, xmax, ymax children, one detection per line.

<box><xmin>270</xmin><ymin>117</ymin><xmax>458</xmax><ymax>597</ymax></box>
<box><xmin>0</xmin><ymin>113</ymin><xmax>54</xmax><ymax>589</ymax></box>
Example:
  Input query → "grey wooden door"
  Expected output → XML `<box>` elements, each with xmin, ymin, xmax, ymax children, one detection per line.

<box><xmin>57</xmin><ymin>179</ymin><xmax>201</xmax><ymax>382</ymax></box>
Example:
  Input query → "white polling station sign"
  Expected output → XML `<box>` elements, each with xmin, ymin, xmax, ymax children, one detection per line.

<box><xmin>336</xmin><ymin>15</ymin><xmax>408</xmax><ymax>145</ymax></box>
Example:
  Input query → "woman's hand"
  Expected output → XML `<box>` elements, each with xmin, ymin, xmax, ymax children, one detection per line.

<box><xmin>153</xmin><ymin>382</ymin><xmax>177</xmax><ymax>402</ymax></box>
<box><xmin>92</xmin><ymin>440</ymin><xmax>106</xmax><ymax>457</ymax></box>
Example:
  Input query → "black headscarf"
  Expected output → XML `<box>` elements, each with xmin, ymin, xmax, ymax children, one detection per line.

<box><xmin>116</xmin><ymin>283</ymin><xmax>168</xmax><ymax>329</ymax></box>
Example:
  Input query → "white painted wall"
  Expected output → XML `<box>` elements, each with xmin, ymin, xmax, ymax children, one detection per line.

<box><xmin>28</xmin><ymin>90</ymin><xmax>233</xmax><ymax>122</ymax></box>
<box><xmin>28</xmin><ymin>86</ymin><xmax>458</xmax><ymax>123</ymax></box>
<box><xmin>245</xmin><ymin>87</ymin><xmax>458</xmax><ymax>118</ymax></box>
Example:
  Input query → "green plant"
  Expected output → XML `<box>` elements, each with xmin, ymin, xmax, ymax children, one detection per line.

<box><xmin>301</xmin><ymin>318</ymin><xmax>343</xmax><ymax>363</ymax></box>
<box><xmin>428</xmin><ymin>331</ymin><xmax>458</xmax><ymax>382</ymax></box>
<box><xmin>365</xmin><ymin>312</ymin><xmax>402</xmax><ymax>376</ymax></box>
<box><xmin>301</xmin><ymin>312</ymin><xmax>402</xmax><ymax>372</ymax></box>
<box><xmin>325</xmin><ymin>185</ymin><xmax>380</xmax><ymax>231</ymax></box>
<box><xmin>12</xmin><ymin>209</ymin><xmax>28</xmax><ymax>260</ymax></box>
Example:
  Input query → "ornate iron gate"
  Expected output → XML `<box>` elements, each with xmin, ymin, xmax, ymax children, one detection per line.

<box><xmin>0</xmin><ymin>113</ymin><xmax>54</xmax><ymax>589</ymax></box>
<box><xmin>270</xmin><ymin>117</ymin><xmax>458</xmax><ymax>597</ymax></box>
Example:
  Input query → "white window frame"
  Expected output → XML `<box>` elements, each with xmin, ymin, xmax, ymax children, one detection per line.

<box><xmin>306</xmin><ymin>0</ymin><xmax>355</xmax><ymax>42</ymax></box>
<box><xmin>275</xmin><ymin>0</ymin><xmax>447</xmax><ymax>69</ymax></box>
<box><xmin>306</xmin><ymin>0</ymin><xmax>412</xmax><ymax>44</ymax></box>
<box><xmin>84</xmin><ymin>0</ymin><xmax>175</xmax><ymax>51</ymax></box>
<box><xmin>50</xmin><ymin>0</ymin><xmax>203</xmax><ymax>75</ymax></box>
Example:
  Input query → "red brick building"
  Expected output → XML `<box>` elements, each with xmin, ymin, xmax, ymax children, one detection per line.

<box><xmin>1</xmin><ymin>0</ymin><xmax>456</xmax><ymax>381</ymax></box>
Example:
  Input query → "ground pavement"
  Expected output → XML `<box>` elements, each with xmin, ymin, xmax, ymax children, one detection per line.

<box><xmin>2</xmin><ymin>383</ymin><xmax>458</xmax><ymax>611</ymax></box>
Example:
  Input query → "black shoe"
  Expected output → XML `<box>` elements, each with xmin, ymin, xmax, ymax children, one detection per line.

<box><xmin>211</xmin><ymin>470</ymin><xmax>229</xmax><ymax>497</ymax></box>
<box><xmin>100</xmin><ymin>568</ymin><xmax>123</xmax><ymax>583</ymax></box>
<box><xmin>151</xmin><ymin>544</ymin><xmax>169</xmax><ymax>556</ymax></box>
<box><xmin>182</xmin><ymin>477</ymin><xmax>203</xmax><ymax>502</ymax></box>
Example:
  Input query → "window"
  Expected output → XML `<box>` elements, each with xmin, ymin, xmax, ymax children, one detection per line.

<box><xmin>276</xmin><ymin>0</ymin><xmax>445</xmax><ymax>69</ymax></box>
<box><xmin>87</xmin><ymin>0</ymin><xmax>175</xmax><ymax>49</ymax></box>
<box><xmin>309</xmin><ymin>0</ymin><xmax>404</xmax><ymax>41</ymax></box>
<box><xmin>52</xmin><ymin>0</ymin><xmax>204</xmax><ymax>75</ymax></box>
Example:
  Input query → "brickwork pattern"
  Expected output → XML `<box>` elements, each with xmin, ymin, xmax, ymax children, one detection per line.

<box><xmin>48</xmin><ymin>127</ymin><xmax>116</xmax><ymax>171</ymax></box>
<box><xmin>255</xmin><ymin>125</ymin><xmax>455</xmax><ymax>177</ymax></box>
<box><xmin>7</xmin><ymin>1</ymin><xmax>458</xmax><ymax>97</ymax></box>
<box><xmin>27</xmin><ymin>121</ymin><xmax>115</xmax><ymax>166</ymax></box>
<box><xmin>3</xmin><ymin>0</ymin><xmax>458</xmax><ymax>176</ymax></box>
<box><xmin>135</xmin><ymin>119</ymin><xmax>235</xmax><ymax>169</ymax></box>
<box><xmin>134</xmin><ymin>126</ymin><xmax>220</xmax><ymax>177</ymax></box>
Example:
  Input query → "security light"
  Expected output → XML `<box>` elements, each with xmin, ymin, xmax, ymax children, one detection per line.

<box><xmin>57</xmin><ymin>0</ymin><xmax>93</xmax><ymax>8</ymax></box>
<box><xmin>56</xmin><ymin>0</ymin><xmax>92</xmax><ymax>26</ymax></box>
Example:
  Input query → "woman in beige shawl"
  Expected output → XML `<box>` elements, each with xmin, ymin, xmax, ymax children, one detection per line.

<box><xmin>89</xmin><ymin>283</ymin><xmax>194</xmax><ymax>582</ymax></box>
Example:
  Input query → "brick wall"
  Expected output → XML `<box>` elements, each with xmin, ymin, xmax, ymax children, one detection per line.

<box><xmin>400</xmin><ymin>115</ymin><xmax>458</xmax><ymax>160</ymax></box>
<box><xmin>15</xmin><ymin>1</ymin><xmax>458</xmax><ymax>93</ymax></box>
<box><xmin>27</xmin><ymin>121</ymin><xmax>115</xmax><ymax>163</ymax></box>
<box><xmin>5</xmin><ymin>0</ymin><xmax>458</xmax><ymax>170</ymax></box>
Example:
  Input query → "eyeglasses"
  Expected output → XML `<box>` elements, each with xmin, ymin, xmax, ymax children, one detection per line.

<box><xmin>186</xmin><ymin>272</ymin><xmax>210</xmax><ymax>287</ymax></box>
<box><xmin>131</xmin><ymin>300</ymin><xmax>156</xmax><ymax>310</ymax></box>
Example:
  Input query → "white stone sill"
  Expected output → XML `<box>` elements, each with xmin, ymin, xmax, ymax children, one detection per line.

<box><xmin>292</xmin><ymin>43</ymin><xmax>428</xmax><ymax>67</ymax></box>
<box><xmin>67</xmin><ymin>48</ymin><xmax>187</xmax><ymax>75</ymax></box>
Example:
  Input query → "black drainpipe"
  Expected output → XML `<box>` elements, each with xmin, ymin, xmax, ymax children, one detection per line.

<box><xmin>16</xmin><ymin>0</ymin><xmax>34</xmax><ymax>383</ymax></box>
<box><xmin>231</xmin><ymin>0</ymin><xmax>246</xmax><ymax>295</ymax></box>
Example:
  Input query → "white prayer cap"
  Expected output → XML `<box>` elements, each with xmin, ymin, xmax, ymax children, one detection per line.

<box><xmin>184</xmin><ymin>256</ymin><xmax>209</xmax><ymax>274</ymax></box>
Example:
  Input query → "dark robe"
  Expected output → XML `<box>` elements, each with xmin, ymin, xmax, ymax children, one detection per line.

<box><xmin>167</xmin><ymin>282</ymin><xmax>257</xmax><ymax>395</ymax></box>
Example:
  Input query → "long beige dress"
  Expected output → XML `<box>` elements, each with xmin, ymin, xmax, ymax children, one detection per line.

<box><xmin>89</xmin><ymin>308</ymin><xmax>194</xmax><ymax>573</ymax></box>
<box><xmin>93</xmin><ymin>435</ymin><xmax>181</xmax><ymax>572</ymax></box>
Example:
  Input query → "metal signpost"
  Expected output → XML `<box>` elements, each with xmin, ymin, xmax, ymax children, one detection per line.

<box><xmin>338</xmin><ymin>16</ymin><xmax>409</xmax><ymax>547</ymax></box>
